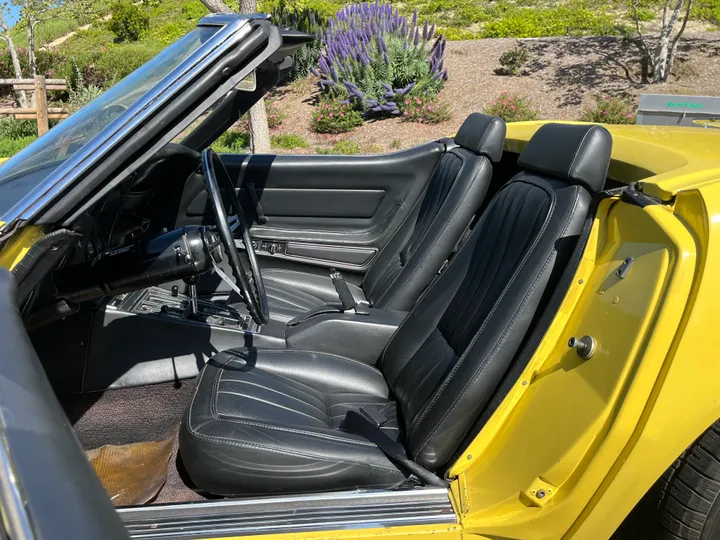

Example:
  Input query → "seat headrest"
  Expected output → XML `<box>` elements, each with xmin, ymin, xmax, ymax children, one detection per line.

<box><xmin>517</xmin><ymin>123</ymin><xmax>612</xmax><ymax>193</ymax></box>
<box><xmin>453</xmin><ymin>113</ymin><xmax>506</xmax><ymax>162</ymax></box>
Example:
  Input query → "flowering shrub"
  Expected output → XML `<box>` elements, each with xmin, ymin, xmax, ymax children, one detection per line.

<box><xmin>312</xmin><ymin>100</ymin><xmax>364</xmax><ymax>133</ymax></box>
<box><xmin>484</xmin><ymin>92</ymin><xmax>538</xmax><ymax>122</ymax></box>
<box><xmin>241</xmin><ymin>100</ymin><xmax>285</xmax><ymax>130</ymax></box>
<box><xmin>311</xmin><ymin>2</ymin><xmax>447</xmax><ymax>116</ymax></box>
<box><xmin>580</xmin><ymin>96</ymin><xmax>636</xmax><ymax>124</ymax></box>
<box><xmin>401</xmin><ymin>95</ymin><xmax>451</xmax><ymax>124</ymax></box>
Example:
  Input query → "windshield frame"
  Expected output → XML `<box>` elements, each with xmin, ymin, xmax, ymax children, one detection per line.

<box><xmin>0</xmin><ymin>14</ymin><xmax>261</xmax><ymax>229</ymax></box>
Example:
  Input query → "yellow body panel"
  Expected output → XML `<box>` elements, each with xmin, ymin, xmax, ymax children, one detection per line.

<box><xmin>213</xmin><ymin>523</ymin><xmax>462</xmax><ymax>540</ymax></box>
<box><xmin>2</xmin><ymin>124</ymin><xmax>719</xmax><ymax>540</ymax></box>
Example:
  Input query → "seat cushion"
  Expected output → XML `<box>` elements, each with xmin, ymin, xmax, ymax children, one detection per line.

<box><xmin>180</xmin><ymin>348</ymin><xmax>406</xmax><ymax>496</ymax></box>
<box><xmin>263</xmin><ymin>268</ymin><xmax>366</xmax><ymax>323</ymax></box>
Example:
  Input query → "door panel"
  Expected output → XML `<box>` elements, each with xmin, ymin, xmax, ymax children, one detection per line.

<box><xmin>187</xmin><ymin>188</ymin><xmax>386</xmax><ymax>219</ymax></box>
<box><xmin>174</xmin><ymin>142</ymin><xmax>445</xmax><ymax>276</ymax></box>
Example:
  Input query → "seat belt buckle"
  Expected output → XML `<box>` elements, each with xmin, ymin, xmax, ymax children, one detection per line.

<box><xmin>358</xmin><ymin>407</ymin><xmax>387</xmax><ymax>427</ymax></box>
<box><xmin>330</xmin><ymin>268</ymin><xmax>359</xmax><ymax>312</ymax></box>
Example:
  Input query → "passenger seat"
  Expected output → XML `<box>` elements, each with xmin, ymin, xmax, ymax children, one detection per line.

<box><xmin>263</xmin><ymin>112</ymin><xmax>507</xmax><ymax>322</ymax></box>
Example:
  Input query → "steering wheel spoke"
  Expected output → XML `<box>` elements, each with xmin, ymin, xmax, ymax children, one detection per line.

<box><xmin>200</xmin><ymin>148</ymin><xmax>269</xmax><ymax>326</ymax></box>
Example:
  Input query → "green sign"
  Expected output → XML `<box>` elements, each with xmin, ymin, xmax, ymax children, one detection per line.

<box><xmin>666</xmin><ymin>101</ymin><xmax>704</xmax><ymax>109</ymax></box>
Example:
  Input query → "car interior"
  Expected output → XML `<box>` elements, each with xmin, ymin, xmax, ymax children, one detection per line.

<box><xmin>16</xmin><ymin>115</ymin><xmax>615</xmax><ymax>507</ymax></box>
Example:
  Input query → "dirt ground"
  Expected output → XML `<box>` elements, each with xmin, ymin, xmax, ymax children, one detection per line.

<box><xmin>268</xmin><ymin>31</ymin><xmax>720</xmax><ymax>153</ymax></box>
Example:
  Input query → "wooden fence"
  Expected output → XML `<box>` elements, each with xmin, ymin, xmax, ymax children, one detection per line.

<box><xmin>0</xmin><ymin>76</ymin><xmax>69</xmax><ymax>136</ymax></box>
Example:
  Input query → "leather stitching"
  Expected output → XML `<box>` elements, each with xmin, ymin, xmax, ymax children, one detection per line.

<box><xmin>377</xmin><ymin>155</ymin><xmax>482</xmax><ymax>308</ymax></box>
<box><xmin>407</xmin><ymin>178</ymin><xmax>556</xmax><ymax>442</ymax></box>
<box><xmin>413</xmin><ymin>184</ymin><xmax>583</xmax><ymax>457</ymax></box>
<box><xmin>188</xmin><ymin>420</ymin><xmax>400</xmax><ymax>473</ymax></box>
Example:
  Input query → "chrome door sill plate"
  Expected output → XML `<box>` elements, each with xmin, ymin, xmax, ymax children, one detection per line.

<box><xmin>118</xmin><ymin>488</ymin><xmax>457</xmax><ymax>539</ymax></box>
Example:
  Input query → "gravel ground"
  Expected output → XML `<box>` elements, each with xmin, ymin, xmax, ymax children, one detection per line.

<box><xmin>268</xmin><ymin>32</ymin><xmax>720</xmax><ymax>153</ymax></box>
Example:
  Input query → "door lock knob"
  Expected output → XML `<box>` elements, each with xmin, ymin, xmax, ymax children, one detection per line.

<box><xmin>568</xmin><ymin>335</ymin><xmax>597</xmax><ymax>359</ymax></box>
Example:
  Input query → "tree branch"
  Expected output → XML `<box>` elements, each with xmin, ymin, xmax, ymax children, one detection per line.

<box><xmin>199</xmin><ymin>0</ymin><xmax>233</xmax><ymax>13</ymax></box>
<box><xmin>671</xmin><ymin>0</ymin><xmax>692</xmax><ymax>50</ymax></box>
<box><xmin>631</xmin><ymin>0</ymin><xmax>652</xmax><ymax>59</ymax></box>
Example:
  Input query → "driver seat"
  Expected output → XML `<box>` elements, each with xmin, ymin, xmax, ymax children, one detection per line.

<box><xmin>179</xmin><ymin>124</ymin><xmax>612</xmax><ymax>495</ymax></box>
<box><xmin>261</xmin><ymin>113</ymin><xmax>506</xmax><ymax>322</ymax></box>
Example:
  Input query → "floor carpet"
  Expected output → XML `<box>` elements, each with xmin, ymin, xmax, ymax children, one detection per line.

<box><xmin>59</xmin><ymin>380</ymin><xmax>206</xmax><ymax>504</ymax></box>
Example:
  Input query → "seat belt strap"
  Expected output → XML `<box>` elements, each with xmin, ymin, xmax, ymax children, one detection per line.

<box><xmin>341</xmin><ymin>410</ymin><xmax>447</xmax><ymax>487</ymax></box>
<box><xmin>330</xmin><ymin>269</ymin><xmax>369</xmax><ymax>315</ymax></box>
<box><xmin>246</xmin><ymin>182</ymin><xmax>267</xmax><ymax>225</ymax></box>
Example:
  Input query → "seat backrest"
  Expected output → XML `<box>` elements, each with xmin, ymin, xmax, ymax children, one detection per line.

<box><xmin>362</xmin><ymin>113</ymin><xmax>506</xmax><ymax>311</ymax></box>
<box><xmin>379</xmin><ymin>123</ymin><xmax>612</xmax><ymax>469</ymax></box>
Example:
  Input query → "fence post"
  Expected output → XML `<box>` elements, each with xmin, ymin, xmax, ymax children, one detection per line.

<box><xmin>34</xmin><ymin>75</ymin><xmax>49</xmax><ymax>136</ymax></box>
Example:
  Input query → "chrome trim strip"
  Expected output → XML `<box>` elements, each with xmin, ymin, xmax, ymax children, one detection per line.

<box><xmin>0</xmin><ymin>415</ymin><xmax>35</xmax><ymax>539</ymax></box>
<box><xmin>118</xmin><ymin>488</ymin><xmax>457</xmax><ymax>539</ymax></box>
<box><xmin>1</xmin><ymin>15</ymin><xmax>256</xmax><ymax>226</ymax></box>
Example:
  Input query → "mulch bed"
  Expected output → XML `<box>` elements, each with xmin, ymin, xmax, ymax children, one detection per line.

<box><xmin>267</xmin><ymin>31</ymin><xmax>720</xmax><ymax>154</ymax></box>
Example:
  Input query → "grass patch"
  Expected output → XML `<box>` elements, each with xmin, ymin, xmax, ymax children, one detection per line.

<box><xmin>211</xmin><ymin>130</ymin><xmax>250</xmax><ymax>153</ymax></box>
<box><xmin>271</xmin><ymin>133</ymin><xmax>308</xmax><ymax>149</ymax></box>
<box><xmin>0</xmin><ymin>136</ymin><xmax>37</xmax><ymax>157</ymax></box>
<box><xmin>316</xmin><ymin>140</ymin><xmax>362</xmax><ymax>155</ymax></box>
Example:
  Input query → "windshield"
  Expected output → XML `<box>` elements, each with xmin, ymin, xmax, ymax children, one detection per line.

<box><xmin>0</xmin><ymin>25</ymin><xmax>218</xmax><ymax>216</ymax></box>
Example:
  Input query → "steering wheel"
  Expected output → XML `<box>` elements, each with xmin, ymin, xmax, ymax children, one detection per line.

<box><xmin>200</xmin><ymin>148</ymin><xmax>269</xmax><ymax>326</ymax></box>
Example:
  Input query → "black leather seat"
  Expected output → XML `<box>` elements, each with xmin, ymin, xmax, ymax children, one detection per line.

<box><xmin>180</xmin><ymin>124</ymin><xmax>612</xmax><ymax>496</ymax></box>
<box><xmin>262</xmin><ymin>112</ymin><xmax>506</xmax><ymax>322</ymax></box>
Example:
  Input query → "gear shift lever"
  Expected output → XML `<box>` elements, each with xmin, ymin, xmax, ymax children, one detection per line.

<box><xmin>184</xmin><ymin>276</ymin><xmax>200</xmax><ymax>316</ymax></box>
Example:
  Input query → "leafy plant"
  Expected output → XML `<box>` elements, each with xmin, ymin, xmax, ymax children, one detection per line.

<box><xmin>271</xmin><ymin>6</ymin><xmax>326</xmax><ymax>81</ymax></box>
<box><xmin>580</xmin><ymin>96</ymin><xmax>636</xmax><ymax>124</ymax></box>
<box><xmin>497</xmin><ymin>43</ymin><xmax>529</xmax><ymax>76</ymax></box>
<box><xmin>271</xmin><ymin>133</ymin><xmax>309</xmax><ymax>149</ymax></box>
<box><xmin>311</xmin><ymin>99</ymin><xmax>364</xmax><ymax>133</ymax></box>
<box><xmin>0</xmin><ymin>136</ymin><xmax>38</xmax><ymax>157</ymax></box>
<box><xmin>311</xmin><ymin>2</ymin><xmax>447</xmax><ymax>116</ymax></box>
<box><xmin>109</xmin><ymin>0</ymin><xmax>150</xmax><ymax>43</ymax></box>
<box><xmin>0</xmin><ymin>118</ymin><xmax>37</xmax><ymax>139</ymax></box>
<box><xmin>484</xmin><ymin>92</ymin><xmax>538</xmax><ymax>122</ymax></box>
<box><xmin>401</xmin><ymin>94</ymin><xmax>451</xmax><ymax>124</ymax></box>
<box><xmin>316</xmin><ymin>139</ymin><xmax>362</xmax><ymax>154</ymax></box>
<box><xmin>211</xmin><ymin>130</ymin><xmax>250</xmax><ymax>153</ymax></box>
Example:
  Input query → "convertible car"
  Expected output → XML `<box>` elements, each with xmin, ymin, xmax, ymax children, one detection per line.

<box><xmin>0</xmin><ymin>13</ymin><xmax>719</xmax><ymax>540</ymax></box>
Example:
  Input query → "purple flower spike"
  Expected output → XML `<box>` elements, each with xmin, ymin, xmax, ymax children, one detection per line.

<box><xmin>310</xmin><ymin>66</ymin><xmax>320</xmax><ymax>78</ymax></box>
<box><xmin>414</xmin><ymin>28</ymin><xmax>420</xmax><ymax>46</ymax></box>
<box><xmin>320</xmin><ymin>79</ymin><xmax>336</xmax><ymax>86</ymax></box>
<box><xmin>428</xmin><ymin>24</ymin><xmax>435</xmax><ymax>40</ymax></box>
<box><xmin>381</xmin><ymin>82</ymin><xmax>392</xmax><ymax>92</ymax></box>
<box><xmin>383</xmin><ymin>51</ymin><xmax>390</xmax><ymax>64</ymax></box>
<box><xmin>423</xmin><ymin>20</ymin><xmax>428</xmax><ymax>41</ymax></box>
<box><xmin>412</xmin><ymin>8</ymin><xmax>417</xmax><ymax>27</ymax></box>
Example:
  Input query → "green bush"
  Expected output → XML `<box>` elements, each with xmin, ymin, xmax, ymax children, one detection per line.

<box><xmin>484</xmin><ymin>92</ymin><xmax>538</xmax><ymax>122</ymax></box>
<box><xmin>0</xmin><ymin>136</ymin><xmax>37</xmax><ymax>157</ymax></box>
<box><xmin>271</xmin><ymin>133</ymin><xmax>309</xmax><ymax>149</ymax></box>
<box><xmin>580</xmin><ymin>96</ymin><xmax>636</xmax><ymax>124</ymax></box>
<box><xmin>67</xmin><ymin>83</ymin><xmax>103</xmax><ymax>113</ymax></box>
<box><xmin>482</xmin><ymin>2</ymin><xmax>623</xmax><ymax>38</ymax></box>
<box><xmin>316</xmin><ymin>140</ymin><xmax>362</xmax><ymax>155</ymax></box>
<box><xmin>401</xmin><ymin>94</ymin><xmax>451</xmax><ymax>124</ymax></box>
<box><xmin>181</xmin><ymin>0</ymin><xmax>209</xmax><ymax>20</ymax></box>
<box><xmin>0</xmin><ymin>118</ymin><xmax>37</xmax><ymax>139</ymax></box>
<box><xmin>211</xmin><ymin>130</ymin><xmax>250</xmax><ymax>153</ymax></box>
<box><xmin>109</xmin><ymin>1</ymin><xmax>150</xmax><ymax>43</ymax></box>
<box><xmin>693</xmin><ymin>0</ymin><xmax>720</xmax><ymax>25</ymax></box>
<box><xmin>311</xmin><ymin>100</ymin><xmax>364</xmax><ymax>133</ymax></box>
<box><xmin>497</xmin><ymin>43</ymin><xmax>529</xmax><ymax>76</ymax></box>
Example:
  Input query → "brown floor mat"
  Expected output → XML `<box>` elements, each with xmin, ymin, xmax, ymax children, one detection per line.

<box><xmin>88</xmin><ymin>435</ymin><xmax>175</xmax><ymax>506</ymax></box>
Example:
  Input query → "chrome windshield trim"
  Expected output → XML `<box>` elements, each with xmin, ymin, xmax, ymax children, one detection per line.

<box><xmin>0</xmin><ymin>14</ymin><xmax>257</xmax><ymax>227</ymax></box>
<box><xmin>0</xmin><ymin>415</ymin><xmax>35</xmax><ymax>540</ymax></box>
<box><xmin>118</xmin><ymin>488</ymin><xmax>457</xmax><ymax>539</ymax></box>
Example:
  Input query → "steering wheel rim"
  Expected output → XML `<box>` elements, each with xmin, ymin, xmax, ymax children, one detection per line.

<box><xmin>200</xmin><ymin>148</ymin><xmax>269</xmax><ymax>326</ymax></box>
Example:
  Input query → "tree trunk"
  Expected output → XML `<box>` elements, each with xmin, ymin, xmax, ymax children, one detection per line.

<box><xmin>240</xmin><ymin>0</ymin><xmax>271</xmax><ymax>153</ymax></box>
<box><xmin>26</xmin><ymin>19</ymin><xmax>38</xmax><ymax>105</ymax></box>
<box><xmin>652</xmin><ymin>0</ymin><xmax>686</xmax><ymax>83</ymax></box>
<box><xmin>0</xmin><ymin>8</ymin><xmax>27</xmax><ymax>107</ymax></box>
<box><xmin>199</xmin><ymin>0</ymin><xmax>233</xmax><ymax>13</ymax></box>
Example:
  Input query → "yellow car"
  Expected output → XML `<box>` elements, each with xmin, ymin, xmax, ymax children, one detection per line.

<box><xmin>0</xmin><ymin>14</ymin><xmax>719</xmax><ymax>540</ymax></box>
